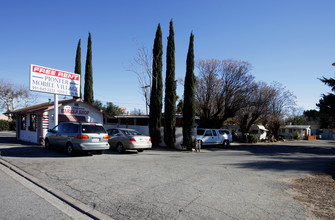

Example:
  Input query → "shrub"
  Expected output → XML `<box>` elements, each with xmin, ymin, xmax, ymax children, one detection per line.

<box><xmin>293</xmin><ymin>131</ymin><xmax>300</xmax><ymax>139</ymax></box>
<box><xmin>9</xmin><ymin>120</ymin><xmax>16</xmax><ymax>131</ymax></box>
<box><xmin>0</xmin><ymin>119</ymin><xmax>16</xmax><ymax>131</ymax></box>
<box><xmin>0</xmin><ymin>120</ymin><xmax>9</xmax><ymax>131</ymax></box>
<box><xmin>248</xmin><ymin>134</ymin><xmax>258</xmax><ymax>143</ymax></box>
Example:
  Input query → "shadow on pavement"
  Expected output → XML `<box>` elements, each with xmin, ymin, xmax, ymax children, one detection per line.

<box><xmin>220</xmin><ymin>141</ymin><xmax>335</xmax><ymax>177</ymax></box>
<box><xmin>0</xmin><ymin>146</ymin><xmax>68</xmax><ymax>158</ymax></box>
<box><xmin>0</xmin><ymin>135</ymin><xmax>93</xmax><ymax>158</ymax></box>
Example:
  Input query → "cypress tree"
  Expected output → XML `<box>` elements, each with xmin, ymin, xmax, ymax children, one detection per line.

<box><xmin>74</xmin><ymin>39</ymin><xmax>82</xmax><ymax>99</ymax></box>
<box><xmin>164</xmin><ymin>20</ymin><xmax>176</xmax><ymax>148</ymax></box>
<box><xmin>149</xmin><ymin>24</ymin><xmax>163</xmax><ymax>147</ymax></box>
<box><xmin>183</xmin><ymin>33</ymin><xmax>195</xmax><ymax>150</ymax></box>
<box><xmin>84</xmin><ymin>32</ymin><xmax>94</xmax><ymax>104</ymax></box>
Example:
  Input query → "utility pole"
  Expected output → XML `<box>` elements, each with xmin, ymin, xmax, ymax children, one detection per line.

<box><xmin>141</xmin><ymin>85</ymin><xmax>150</xmax><ymax>115</ymax></box>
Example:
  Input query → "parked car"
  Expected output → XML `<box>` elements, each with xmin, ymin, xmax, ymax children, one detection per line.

<box><xmin>45</xmin><ymin>122</ymin><xmax>110</xmax><ymax>156</ymax></box>
<box><xmin>196</xmin><ymin>128</ymin><xmax>233</xmax><ymax>147</ymax></box>
<box><xmin>107</xmin><ymin>128</ymin><xmax>152</xmax><ymax>153</ymax></box>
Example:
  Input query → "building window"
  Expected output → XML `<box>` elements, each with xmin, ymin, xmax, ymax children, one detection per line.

<box><xmin>29</xmin><ymin>114</ymin><xmax>37</xmax><ymax>131</ymax></box>
<box><xmin>289</xmin><ymin>129</ymin><xmax>293</xmax><ymax>134</ymax></box>
<box><xmin>21</xmin><ymin>115</ymin><xmax>26</xmax><ymax>130</ymax></box>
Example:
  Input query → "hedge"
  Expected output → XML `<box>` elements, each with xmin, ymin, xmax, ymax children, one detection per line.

<box><xmin>0</xmin><ymin>120</ymin><xmax>16</xmax><ymax>131</ymax></box>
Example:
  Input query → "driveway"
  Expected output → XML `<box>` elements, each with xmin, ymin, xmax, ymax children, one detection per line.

<box><xmin>1</xmin><ymin>131</ymin><xmax>334</xmax><ymax>219</ymax></box>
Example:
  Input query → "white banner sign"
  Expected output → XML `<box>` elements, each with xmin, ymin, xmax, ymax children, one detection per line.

<box><xmin>30</xmin><ymin>64</ymin><xmax>80</xmax><ymax>96</ymax></box>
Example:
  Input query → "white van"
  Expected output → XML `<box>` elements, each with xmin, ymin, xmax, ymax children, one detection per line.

<box><xmin>196</xmin><ymin>128</ymin><xmax>233</xmax><ymax>147</ymax></box>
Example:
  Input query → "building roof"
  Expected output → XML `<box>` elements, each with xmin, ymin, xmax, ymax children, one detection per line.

<box><xmin>7</xmin><ymin>98</ymin><xmax>113</xmax><ymax>118</ymax></box>
<box><xmin>281</xmin><ymin>125</ymin><xmax>311</xmax><ymax>129</ymax></box>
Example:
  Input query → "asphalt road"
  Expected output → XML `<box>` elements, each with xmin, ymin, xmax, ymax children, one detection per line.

<box><xmin>1</xmin><ymin>131</ymin><xmax>334</xmax><ymax>219</ymax></box>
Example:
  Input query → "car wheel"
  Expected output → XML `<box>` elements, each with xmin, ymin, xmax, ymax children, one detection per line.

<box><xmin>116</xmin><ymin>143</ymin><xmax>125</xmax><ymax>153</ymax></box>
<box><xmin>222</xmin><ymin>140</ymin><xmax>229</xmax><ymax>147</ymax></box>
<box><xmin>137</xmin><ymin>149</ymin><xmax>144</xmax><ymax>153</ymax></box>
<box><xmin>66</xmin><ymin>143</ymin><xmax>75</xmax><ymax>156</ymax></box>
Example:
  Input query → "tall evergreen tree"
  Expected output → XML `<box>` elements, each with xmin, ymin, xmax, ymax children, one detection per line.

<box><xmin>74</xmin><ymin>39</ymin><xmax>82</xmax><ymax>99</ymax></box>
<box><xmin>149</xmin><ymin>24</ymin><xmax>163</xmax><ymax>147</ymax></box>
<box><xmin>164</xmin><ymin>20</ymin><xmax>176</xmax><ymax>148</ymax></box>
<box><xmin>84</xmin><ymin>32</ymin><xmax>94</xmax><ymax>104</ymax></box>
<box><xmin>183</xmin><ymin>33</ymin><xmax>195</xmax><ymax>150</ymax></box>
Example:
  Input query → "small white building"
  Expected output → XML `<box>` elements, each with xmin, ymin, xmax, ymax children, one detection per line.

<box><xmin>9</xmin><ymin>98</ymin><xmax>111</xmax><ymax>144</ymax></box>
<box><xmin>251</xmin><ymin>125</ymin><xmax>269</xmax><ymax>141</ymax></box>
<box><xmin>279</xmin><ymin>125</ymin><xmax>311</xmax><ymax>139</ymax></box>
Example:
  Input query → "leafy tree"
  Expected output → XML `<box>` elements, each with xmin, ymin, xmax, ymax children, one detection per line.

<box><xmin>317</xmin><ymin>73</ymin><xmax>335</xmax><ymax>128</ymax></box>
<box><xmin>92</xmin><ymin>100</ymin><xmax>104</xmax><ymax>109</ymax></box>
<box><xmin>317</xmin><ymin>94</ymin><xmax>335</xmax><ymax>128</ymax></box>
<box><xmin>105</xmin><ymin>102</ymin><xmax>124</xmax><ymax>116</ymax></box>
<box><xmin>183</xmin><ymin>33</ymin><xmax>195</xmax><ymax>150</ymax></box>
<box><xmin>303</xmin><ymin>109</ymin><xmax>320</xmax><ymax>125</ymax></box>
<box><xmin>164</xmin><ymin>20</ymin><xmax>176</xmax><ymax>148</ymax></box>
<box><xmin>176</xmin><ymin>99</ymin><xmax>184</xmax><ymax>114</ymax></box>
<box><xmin>84</xmin><ymin>32</ymin><xmax>94</xmax><ymax>104</ymax></box>
<box><xmin>149</xmin><ymin>24</ymin><xmax>163</xmax><ymax>147</ymax></box>
<box><xmin>286</xmin><ymin>115</ymin><xmax>307</xmax><ymax>125</ymax></box>
<box><xmin>320</xmin><ymin>75</ymin><xmax>335</xmax><ymax>92</ymax></box>
<box><xmin>74</xmin><ymin>39</ymin><xmax>82</xmax><ymax>99</ymax></box>
<box><xmin>92</xmin><ymin>100</ymin><xmax>123</xmax><ymax>116</ymax></box>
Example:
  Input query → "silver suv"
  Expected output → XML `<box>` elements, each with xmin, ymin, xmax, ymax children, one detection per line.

<box><xmin>45</xmin><ymin>122</ymin><xmax>110</xmax><ymax>156</ymax></box>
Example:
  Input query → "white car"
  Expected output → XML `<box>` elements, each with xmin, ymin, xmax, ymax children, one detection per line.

<box><xmin>196</xmin><ymin>128</ymin><xmax>233</xmax><ymax>147</ymax></box>
<box><xmin>107</xmin><ymin>128</ymin><xmax>152</xmax><ymax>153</ymax></box>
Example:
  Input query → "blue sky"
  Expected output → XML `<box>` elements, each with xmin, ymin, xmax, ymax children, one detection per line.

<box><xmin>1</xmin><ymin>0</ymin><xmax>335</xmax><ymax>114</ymax></box>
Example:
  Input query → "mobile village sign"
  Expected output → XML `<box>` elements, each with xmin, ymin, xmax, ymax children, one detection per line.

<box><xmin>30</xmin><ymin>64</ymin><xmax>80</xmax><ymax>125</ymax></box>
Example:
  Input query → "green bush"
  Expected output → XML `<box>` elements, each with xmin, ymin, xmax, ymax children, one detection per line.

<box><xmin>0</xmin><ymin>120</ymin><xmax>16</xmax><ymax>131</ymax></box>
<box><xmin>248</xmin><ymin>134</ymin><xmax>258</xmax><ymax>143</ymax></box>
<box><xmin>9</xmin><ymin>120</ymin><xmax>16</xmax><ymax>131</ymax></box>
<box><xmin>0</xmin><ymin>120</ymin><xmax>9</xmax><ymax>131</ymax></box>
<box><xmin>293</xmin><ymin>131</ymin><xmax>300</xmax><ymax>139</ymax></box>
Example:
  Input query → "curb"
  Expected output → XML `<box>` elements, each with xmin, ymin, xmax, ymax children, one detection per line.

<box><xmin>0</xmin><ymin>158</ymin><xmax>113</xmax><ymax>220</ymax></box>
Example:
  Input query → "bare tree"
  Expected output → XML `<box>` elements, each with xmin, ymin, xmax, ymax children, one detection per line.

<box><xmin>127</xmin><ymin>41</ymin><xmax>152</xmax><ymax>115</ymax></box>
<box><xmin>261</xmin><ymin>82</ymin><xmax>296</xmax><ymax>139</ymax></box>
<box><xmin>235</xmin><ymin>81</ymin><xmax>277</xmax><ymax>135</ymax></box>
<box><xmin>0</xmin><ymin>79</ymin><xmax>37</xmax><ymax>115</ymax></box>
<box><xmin>195</xmin><ymin>59</ymin><xmax>254</xmax><ymax>128</ymax></box>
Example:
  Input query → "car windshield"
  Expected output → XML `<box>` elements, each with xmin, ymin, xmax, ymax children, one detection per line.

<box><xmin>197</xmin><ymin>129</ymin><xmax>205</xmax><ymax>136</ymax></box>
<box><xmin>122</xmin><ymin>130</ymin><xmax>142</xmax><ymax>136</ymax></box>
<box><xmin>81</xmin><ymin>125</ymin><xmax>106</xmax><ymax>134</ymax></box>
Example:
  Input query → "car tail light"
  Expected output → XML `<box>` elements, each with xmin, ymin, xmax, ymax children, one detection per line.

<box><xmin>103</xmin><ymin>135</ymin><xmax>109</xmax><ymax>139</ymax></box>
<box><xmin>130</xmin><ymin>138</ymin><xmax>136</xmax><ymax>142</ymax></box>
<box><xmin>149</xmin><ymin>138</ymin><xmax>151</xmax><ymax>142</ymax></box>
<box><xmin>76</xmin><ymin>135</ymin><xmax>89</xmax><ymax>139</ymax></box>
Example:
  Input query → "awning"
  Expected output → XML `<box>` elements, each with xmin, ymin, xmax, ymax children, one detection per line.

<box><xmin>257</xmin><ymin>125</ymin><xmax>269</xmax><ymax>131</ymax></box>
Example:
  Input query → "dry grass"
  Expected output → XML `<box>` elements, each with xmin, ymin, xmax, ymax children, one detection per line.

<box><xmin>287</xmin><ymin>173</ymin><xmax>335</xmax><ymax>220</ymax></box>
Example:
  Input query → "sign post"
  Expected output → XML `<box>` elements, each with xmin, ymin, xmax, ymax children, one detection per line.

<box><xmin>30</xmin><ymin>64</ymin><xmax>80</xmax><ymax>126</ymax></box>
<box><xmin>54</xmin><ymin>94</ymin><xmax>58</xmax><ymax>126</ymax></box>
